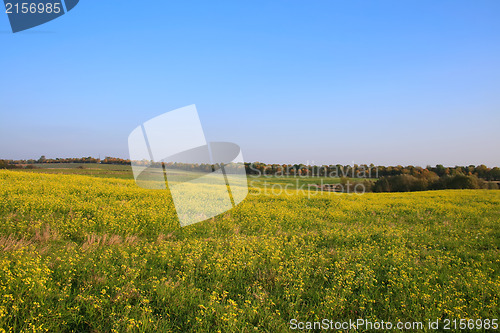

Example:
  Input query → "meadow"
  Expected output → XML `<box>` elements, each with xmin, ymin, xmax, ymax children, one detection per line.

<box><xmin>0</xmin><ymin>167</ymin><xmax>499</xmax><ymax>332</ymax></box>
<box><xmin>23</xmin><ymin>163</ymin><xmax>354</xmax><ymax>189</ymax></box>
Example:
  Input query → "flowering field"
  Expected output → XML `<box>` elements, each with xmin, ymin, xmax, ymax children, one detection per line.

<box><xmin>0</xmin><ymin>170</ymin><xmax>499</xmax><ymax>332</ymax></box>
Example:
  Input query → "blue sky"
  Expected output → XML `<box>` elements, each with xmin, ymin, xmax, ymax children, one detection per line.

<box><xmin>1</xmin><ymin>0</ymin><xmax>499</xmax><ymax>166</ymax></box>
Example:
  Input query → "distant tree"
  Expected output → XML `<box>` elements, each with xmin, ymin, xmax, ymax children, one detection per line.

<box><xmin>475</xmin><ymin>165</ymin><xmax>490</xmax><ymax>180</ymax></box>
<box><xmin>434</xmin><ymin>174</ymin><xmax>481</xmax><ymax>190</ymax></box>
<box><xmin>490</xmin><ymin>167</ymin><xmax>500</xmax><ymax>181</ymax></box>
<box><xmin>373</xmin><ymin>177</ymin><xmax>391</xmax><ymax>192</ymax></box>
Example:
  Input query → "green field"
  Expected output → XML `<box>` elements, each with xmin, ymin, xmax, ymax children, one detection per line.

<box><xmin>23</xmin><ymin>163</ymin><xmax>134</xmax><ymax>180</ymax></box>
<box><xmin>21</xmin><ymin>163</ymin><xmax>369</xmax><ymax>190</ymax></box>
<box><xmin>0</xmin><ymin>167</ymin><xmax>499</xmax><ymax>332</ymax></box>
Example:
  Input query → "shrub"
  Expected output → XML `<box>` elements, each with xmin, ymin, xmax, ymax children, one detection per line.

<box><xmin>374</xmin><ymin>175</ymin><xmax>429</xmax><ymax>192</ymax></box>
<box><xmin>0</xmin><ymin>160</ymin><xmax>21</xmax><ymax>170</ymax></box>
<box><xmin>487</xmin><ymin>182</ymin><xmax>499</xmax><ymax>190</ymax></box>
<box><xmin>434</xmin><ymin>174</ymin><xmax>481</xmax><ymax>190</ymax></box>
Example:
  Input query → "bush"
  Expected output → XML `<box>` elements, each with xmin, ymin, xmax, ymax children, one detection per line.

<box><xmin>487</xmin><ymin>182</ymin><xmax>499</xmax><ymax>190</ymax></box>
<box><xmin>374</xmin><ymin>175</ymin><xmax>430</xmax><ymax>192</ymax></box>
<box><xmin>0</xmin><ymin>160</ymin><xmax>22</xmax><ymax>170</ymax></box>
<box><xmin>373</xmin><ymin>177</ymin><xmax>389</xmax><ymax>192</ymax></box>
<box><xmin>434</xmin><ymin>174</ymin><xmax>481</xmax><ymax>190</ymax></box>
<box><xmin>372</xmin><ymin>173</ymin><xmax>488</xmax><ymax>192</ymax></box>
<box><xmin>24</xmin><ymin>165</ymin><xmax>38</xmax><ymax>169</ymax></box>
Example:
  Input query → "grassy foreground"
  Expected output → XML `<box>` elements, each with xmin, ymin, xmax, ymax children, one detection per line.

<box><xmin>0</xmin><ymin>170</ymin><xmax>499</xmax><ymax>332</ymax></box>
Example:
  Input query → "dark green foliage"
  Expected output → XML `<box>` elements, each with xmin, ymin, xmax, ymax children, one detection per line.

<box><xmin>0</xmin><ymin>160</ymin><xmax>21</xmax><ymax>170</ymax></box>
<box><xmin>373</xmin><ymin>173</ymin><xmax>497</xmax><ymax>192</ymax></box>
<box><xmin>434</xmin><ymin>174</ymin><xmax>481</xmax><ymax>190</ymax></box>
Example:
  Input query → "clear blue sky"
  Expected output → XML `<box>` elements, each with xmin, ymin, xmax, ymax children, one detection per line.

<box><xmin>1</xmin><ymin>0</ymin><xmax>499</xmax><ymax>166</ymax></box>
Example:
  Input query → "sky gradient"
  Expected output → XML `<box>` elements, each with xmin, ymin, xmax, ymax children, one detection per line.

<box><xmin>1</xmin><ymin>0</ymin><xmax>499</xmax><ymax>166</ymax></box>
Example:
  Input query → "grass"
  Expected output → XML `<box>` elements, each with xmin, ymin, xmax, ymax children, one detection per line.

<box><xmin>0</xmin><ymin>168</ymin><xmax>499</xmax><ymax>332</ymax></box>
<box><xmin>21</xmin><ymin>163</ymin><xmax>371</xmax><ymax>189</ymax></box>
<box><xmin>22</xmin><ymin>163</ymin><xmax>134</xmax><ymax>180</ymax></box>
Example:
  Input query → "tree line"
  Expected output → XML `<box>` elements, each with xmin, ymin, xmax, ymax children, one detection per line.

<box><xmin>244</xmin><ymin>162</ymin><xmax>500</xmax><ymax>181</ymax></box>
<box><xmin>1</xmin><ymin>157</ymin><xmax>499</xmax><ymax>191</ymax></box>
